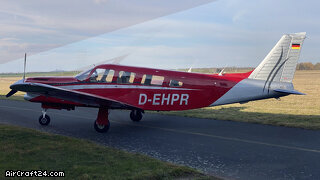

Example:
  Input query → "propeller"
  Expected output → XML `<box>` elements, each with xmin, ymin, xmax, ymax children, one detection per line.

<box><xmin>6</xmin><ymin>53</ymin><xmax>27</xmax><ymax>98</ymax></box>
<box><xmin>23</xmin><ymin>53</ymin><xmax>27</xmax><ymax>82</ymax></box>
<box><xmin>6</xmin><ymin>90</ymin><xmax>18</xmax><ymax>98</ymax></box>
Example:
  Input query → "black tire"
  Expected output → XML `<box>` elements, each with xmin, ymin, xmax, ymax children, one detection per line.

<box><xmin>38</xmin><ymin>115</ymin><xmax>50</xmax><ymax>126</ymax></box>
<box><xmin>130</xmin><ymin>110</ymin><xmax>143</xmax><ymax>122</ymax></box>
<box><xmin>94</xmin><ymin>120</ymin><xmax>110</xmax><ymax>133</ymax></box>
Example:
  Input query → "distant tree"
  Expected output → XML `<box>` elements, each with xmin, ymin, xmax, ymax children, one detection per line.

<box><xmin>314</xmin><ymin>63</ymin><xmax>320</xmax><ymax>70</ymax></box>
<box><xmin>296</xmin><ymin>62</ymin><xmax>314</xmax><ymax>70</ymax></box>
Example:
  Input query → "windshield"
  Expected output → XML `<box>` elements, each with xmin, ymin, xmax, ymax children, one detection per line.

<box><xmin>75</xmin><ymin>68</ymin><xmax>93</xmax><ymax>81</ymax></box>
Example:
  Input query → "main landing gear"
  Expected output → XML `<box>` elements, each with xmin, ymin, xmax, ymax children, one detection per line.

<box><xmin>130</xmin><ymin>110</ymin><xmax>143</xmax><ymax>122</ymax></box>
<box><xmin>39</xmin><ymin>109</ymin><xmax>50</xmax><ymax>126</ymax></box>
<box><xmin>94</xmin><ymin>107</ymin><xmax>110</xmax><ymax>133</ymax></box>
<box><xmin>37</xmin><ymin>107</ymin><xmax>143</xmax><ymax>133</ymax></box>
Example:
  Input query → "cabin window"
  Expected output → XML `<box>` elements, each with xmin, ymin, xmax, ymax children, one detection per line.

<box><xmin>129</xmin><ymin>73</ymin><xmax>136</xmax><ymax>83</ymax></box>
<box><xmin>141</xmin><ymin>74</ymin><xmax>152</xmax><ymax>85</ymax></box>
<box><xmin>141</xmin><ymin>75</ymin><xmax>164</xmax><ymax>86</ymax></box>
<box><xmin>151</xmin><ymin>75</ymin><xmax>164</xmax><ymax>86</ymax></box>
<box><xmin>101</xmin><ymin>69</ymin><xmax>114</xmax><ymax>83</ymax></box>
<box><xmin>118</xmin><ymin>71</ymin><xmax>135</xmax><ymax>84</ymax></box>
<box><xmin>169</xmin><ymin>80</ymin><xmax>183</xmax><ymax>87</ymax></box>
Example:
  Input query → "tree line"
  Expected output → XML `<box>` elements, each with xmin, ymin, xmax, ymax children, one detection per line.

<box><xmin>296</xmin><ymin>62</ymin><xmax>320</xmax><ymax>70</ymax></box>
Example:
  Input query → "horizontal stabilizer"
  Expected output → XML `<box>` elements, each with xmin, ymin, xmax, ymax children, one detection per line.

<box><xmin>273</xmin><ymin>89</ymin><xmax>305</xmax><ymax>95</ymax></box>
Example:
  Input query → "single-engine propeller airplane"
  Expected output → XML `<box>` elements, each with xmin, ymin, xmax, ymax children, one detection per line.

<box><xmin>7</xmin><ymin>32</ymin><xmax>306</xmax><ymax>133</ymax></box>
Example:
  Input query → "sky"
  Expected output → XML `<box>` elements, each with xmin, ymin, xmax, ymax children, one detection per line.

<box><xmin>0</xmin><ymin>0</ymin><xmax>319</xmax><ymax>73</ymax></box>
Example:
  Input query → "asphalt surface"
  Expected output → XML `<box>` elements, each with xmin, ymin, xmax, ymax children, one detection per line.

<box><xmin>1</xmin><ymin>100</ymin><xmax>320</xmax><ymax>180</ymax></box>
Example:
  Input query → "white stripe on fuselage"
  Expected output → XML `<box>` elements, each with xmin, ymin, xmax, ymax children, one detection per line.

<box><xmin>57</xmin><ymin>84</ymin><xmax>198</xmax><ymax>91</ymax></box>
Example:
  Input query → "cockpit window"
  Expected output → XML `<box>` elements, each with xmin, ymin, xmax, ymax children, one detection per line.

<box><xmin>90</xmin><ymin>69</ymin><xmax>115</xmax><ymax>83</ymax></box>
<box><xmin>75</xmin><ymin>68</ymin><xmax>93</xmax><ymax>81</ymax></box>
<box><xmin>89</xmin><ymin>69</ymin><xmax>105</xmax><ymax>82</ymax></box>
<box><xmin>75</xmin><ymin>68</ymin><xmax>115</xmax><ymax>83</ymax></box>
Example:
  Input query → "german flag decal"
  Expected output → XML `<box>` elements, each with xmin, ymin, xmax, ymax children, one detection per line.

<box><xmin>292</xmin><ymin>44</ymin><xmax>301</xmax><ymax>49</ymax></box>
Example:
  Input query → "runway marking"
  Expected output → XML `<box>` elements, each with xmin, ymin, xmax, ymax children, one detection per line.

<box><xmin>1</xmin><ymin>105</ymin><xmax>320</xmax><ymax>154</ymax></box>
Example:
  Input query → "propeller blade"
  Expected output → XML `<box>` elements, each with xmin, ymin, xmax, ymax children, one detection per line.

<box><xmin>6</xmin><ymin>90</ymin><xmax>18</xmax><ymax>98</ymax></box>
<box><xmin>23</xmin><ymin>53</ymin><xmax>27</xmax><ymax>82</ymax></box>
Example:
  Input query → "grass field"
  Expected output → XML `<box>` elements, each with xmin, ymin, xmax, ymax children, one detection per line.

<box><xmin>160</xmin><ymin>70</ymin><xmax>320</xmax><ymax>129</ymax></box>
<box><xmin>0</xmin><ymin>124</ymin><xmax>216</xmax><ymax>180</ymax></box>
<box><xmin>1</xmin><ymin>70</ymin><xmax>319</xmax><ymax>129</ymax></box>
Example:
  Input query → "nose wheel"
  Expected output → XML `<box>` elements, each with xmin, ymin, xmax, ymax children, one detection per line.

<box><xmin>130</xmin><ymin>110</ymin><xmax>143</xmax><ymax>122</ymax></box>
<box><xmin>39</xmin><ymin>109</ymin><xmax>50</xmax><ymax>126</ymax></box>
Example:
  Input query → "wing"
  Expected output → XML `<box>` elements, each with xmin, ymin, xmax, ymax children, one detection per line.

<box><xmin>10</xmin><ymin>80</ymin><xmax>139</xmax><ymax>109</ymax></box>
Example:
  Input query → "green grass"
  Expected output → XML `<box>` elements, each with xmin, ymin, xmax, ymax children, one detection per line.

<box><xmin>0</xmin><ymin>124</ymin><xmax>217</xmax><ymax>180</ymax></box>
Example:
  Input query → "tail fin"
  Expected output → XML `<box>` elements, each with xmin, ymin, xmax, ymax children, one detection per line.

<box><xmin>249</xmin><ymin>32</ymin><xmax>306</xmax><ymax>83</ymax></box>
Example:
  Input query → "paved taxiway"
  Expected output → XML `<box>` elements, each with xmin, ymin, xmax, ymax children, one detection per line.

<box><xmin>1</xmin><ymin>100</ymin><xmax>320</xmax><ymax>180</ymax></box>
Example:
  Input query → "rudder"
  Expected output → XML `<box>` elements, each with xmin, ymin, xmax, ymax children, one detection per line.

<box><xmin>249</xmin><ymin>32</ymin><xmax>306</xmax><ymax>84</ymax></box>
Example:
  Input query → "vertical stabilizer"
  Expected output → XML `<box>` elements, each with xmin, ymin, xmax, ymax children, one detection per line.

<box><xmin>249</xmin><ymin>32</ymin><xmax>306</xmax><ymax>83</ymax></box>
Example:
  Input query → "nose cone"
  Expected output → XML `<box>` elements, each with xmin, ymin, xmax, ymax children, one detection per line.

<box><xmin>9</xmin><ymin>79</ymin><xmax>25</xmax><ymax>90</ymax></box>
<box><xmin>6</xmin><ymin>79</ymin><xmax>24</xmax><ymax>97</ymax></box>
<box><xmin>10</xmin><ymin>79</ymin><xmax>34</xmax><ymax>92</ymax></box>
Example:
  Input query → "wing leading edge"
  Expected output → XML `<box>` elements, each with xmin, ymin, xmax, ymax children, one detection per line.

<box><xmin>9</xmin><ymin>80</ymin><xmax>140</xmax><ymax>110</ymax></box>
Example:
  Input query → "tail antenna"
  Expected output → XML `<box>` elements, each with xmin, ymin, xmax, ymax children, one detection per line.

<box><xmin>23</xmin><ymin>53</ymin><xmax>27</xmax><ymax>82</ymax></box>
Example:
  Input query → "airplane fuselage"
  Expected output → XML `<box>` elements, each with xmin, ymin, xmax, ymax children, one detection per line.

<box><xmin>24</xmin><ymin>64</ymin><xmax>252</xmax><ymax>111</ymax></box>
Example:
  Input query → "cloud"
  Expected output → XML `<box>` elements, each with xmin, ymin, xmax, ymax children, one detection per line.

<box><xmin>1</xmin><ymin>0</ymin><xmax>320</xmax><ymax>73</ymax></box>
<box><xmin>0</xmin><ymin>0</ymin><xmax>215</xmax><ymax>64</ymax></box>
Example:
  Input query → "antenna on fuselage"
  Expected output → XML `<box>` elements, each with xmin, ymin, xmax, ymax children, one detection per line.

<box><xmin>218</xmin><ymin>64</ymin><xmax>228</xmax><ymax>76</ymax></box>
<box><xmin>188</xmin><ymin>57</ymin><xmax>199</xmax><ymax>73</ymax></box>
<box><xmin>218</xmin><ymin>69</ymin><xmax>224</xmax><ymax>76</ymax></box>
<box><xmin>23</xmin><ymin>53</ymin><xmax>27</xmax><ymax>82</ymax></box>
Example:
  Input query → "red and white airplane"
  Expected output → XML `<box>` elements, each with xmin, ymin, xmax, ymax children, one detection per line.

<box><xmin>7</xmin><ymin>32</ymin><xmax>306</xmax><ymax>133</ymax></box>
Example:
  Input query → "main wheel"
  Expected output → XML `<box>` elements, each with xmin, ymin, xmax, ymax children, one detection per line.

<box><xmin>38</xmin><ymin>115</ymin><xmax>50</xmax><ymax>126</ymax></box>
<box><xmin>94</xmin><ymin>120</ymin><xmax>110</xmax><ymax>133</ymax></box>
<box><xmin>130</xmin><ymin>110</ymin><xmax>143</xmax><ymax>122</ymax></box>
